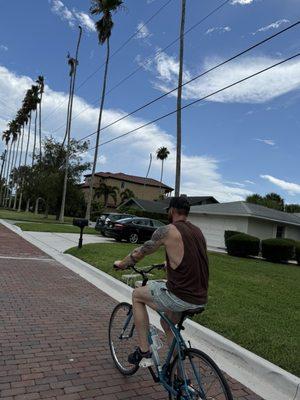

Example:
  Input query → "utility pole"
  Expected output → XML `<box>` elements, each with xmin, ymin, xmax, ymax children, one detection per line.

<box><xmin>175</xmin><ymin>0</ymin><xmax>186</xmax><ymax>197</ymax></box>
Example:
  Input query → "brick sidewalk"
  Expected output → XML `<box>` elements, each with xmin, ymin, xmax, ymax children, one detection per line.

<box><xmin>0</xmin><ymin>223</ymin><xmax>264</xmax><ymax>400</ymax></box>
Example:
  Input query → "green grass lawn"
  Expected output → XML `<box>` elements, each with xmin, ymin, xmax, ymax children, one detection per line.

<box><xmin>66</xmin><ymin>242</ymin><xmax>300</xmax><ymax>376</ymax></box>
<box><xmin>0</xmin><ymin>208</ymin><xmax>73</xmax><ymax>224</ymax></box>
<box><xmin>16</xmin><ymin>222</ymin><xmax>98</xmax><ymax>235</ymax></box>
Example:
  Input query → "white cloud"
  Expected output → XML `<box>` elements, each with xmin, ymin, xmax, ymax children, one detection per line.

<box><xmin>260</xmin><ymin>175</ymin><xmax>300</xmax><ymax>195</ymax></box>
<box><xmin>75</xmin><ymin>12</ymin><xmax>96</xmax><ymax>32</ymax></box>
<box><xmin>252</xmin><ymin>19</ymin><xmax>290</xmax><ymax>35</ymax></box>
<box><xmin>136</xmin><ymin>22</ymin><xmax>152</xmax><ymax>39</ymax></box>
<box><xmin>50</xmin><ymin>0</ymin><xmax>95</xmax><ymax>32</ymax></box>
<box><xmin>151</xmin><ymin>52</ymin><xmax>300</xmax><ymax>104</ymax></box>
<box><xmin>0</xmin><ymin>65</ymin><xmax>252</xmax><ymax>202</ymax></box>
<box><xmin>255</xmin><ymin>139</ymin><xmax>275</xmax><ymax>146</ymax></box>
<box><xmin>245</xmin><ymin>180</ymin><xmax>255</xmax><ymax>185</ymax></box>
<box><xmin>0</xmin><ymin>45</ymin><xmax>8</xmax><ymax>52</ymax></box>
<box><xmin>205</xmin><ymin>26</ymin><xmax>231</xmax><ymax>35</ymax></box>
<box><xmin>230</xmin><ymin>0</ymin><xmax>254</xmax><ymax>4</ymax></box>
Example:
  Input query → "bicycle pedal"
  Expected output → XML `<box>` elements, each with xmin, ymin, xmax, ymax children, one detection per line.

<box><xmin>139</xmin><ymin>357</ymin><xmax>155</xmax><ymax>368</ymax></box>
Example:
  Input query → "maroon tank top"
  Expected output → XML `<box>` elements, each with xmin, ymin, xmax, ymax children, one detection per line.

<box><xmin>166</xmin><ymin>221</ymin><xmax>209</xmax><ymax>305</ymax></box>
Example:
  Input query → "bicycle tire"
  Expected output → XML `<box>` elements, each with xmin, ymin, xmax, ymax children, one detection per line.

<box><xmin>168</xmin><ymin>348</ymin><xmax>233</xmax><ymax>400</ymax></box>
<box><xmin>108</xmin><ymin>302</ymin><xmax>139</xmax><ymax>376</ymax></box>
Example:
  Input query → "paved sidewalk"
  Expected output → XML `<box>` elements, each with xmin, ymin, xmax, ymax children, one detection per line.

<box><xmin>0</xmin><ymin>223</ymin><xmax>264</xmax><ymax>400</ymax></box>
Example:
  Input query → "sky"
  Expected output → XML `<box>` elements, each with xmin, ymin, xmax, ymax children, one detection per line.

<box><xmin>0</xmin><ymin>0</ymin><xmax>299</xmax><ymax>203</ymax></box>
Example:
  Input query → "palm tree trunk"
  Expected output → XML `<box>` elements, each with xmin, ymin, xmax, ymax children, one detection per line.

<box><xmin>32</xmin><ymin>109</ymin><xmax>38</xmax><ymax>166</ymax></box>
<box><xmin>85</xmin><ymin>38</ymin><xmax>110</xmax><ymax>220</ymax></box>
<box><xmin>25</xmin><ymin>198</ymin><xmax>30</xmax><ymax>212</ymax></box>
<box><xmin>0</xmin><ymin>148</ymin><xmax>8</xmax><ymax>203</ymax></box>
<box><xmin>34</xmin><ymin>197</ymin><xmax>40</xmax><ymax>215</ymax></box>
<box><xmin>175</xmin><ymin>0</ymin><xmax>186</xmax><ymax>197</ymax></box>
<box><xmin>39</xmin><ymin>94</ymin><xmax>43</xmax><ymax>159</ymax></box>
<box><xmin>59</xmin><ymin>26</ymin><xmax>82</xmax><ymax>223</ymax></box>
<box><xmin>160</xmin><ymin>159</ymin><xmax>165</xmax><ymax>196</ymax></box>
<box><xmin>143</xmin><ymin>153</ymin><xmax>152</xmax><ymax>196</ymax></box>
<box><xmin>8</xmin><ymin>132</ymin><xmax>21</xmax><ymax>208</ymax></box>
<box><xmin>3</xmin><ymin>140</ymin><xmax>15</xmax><ymax>207</ymax></box>
<box><xmin>13</xmin><ymin>126</ymin><xmax>25</xmax><ymax>209</ymax></box>
<box><xmin>18</xmin><ymin>114</ymin><xmax>32</xmax><ymax>212</ymax></box>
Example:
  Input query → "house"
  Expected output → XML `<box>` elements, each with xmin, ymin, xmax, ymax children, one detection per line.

<box><xmin>119</xmin><ymin>196</ymin><xmax>219</xmax><ymax>215</ymax></box>
<box><xmin>118</xmin><ymin>198</ymin><xmax>168</xmax><ymax>214</ymax></box>
<box><xmin>81</xmin><ymin>172</ymin><xmax>173</xmax><ymax>207</ymax></box>
<box><xmin>188</xmin><ymin>201</ymin><xmax>300</xmax><ymax>248</ymax></box>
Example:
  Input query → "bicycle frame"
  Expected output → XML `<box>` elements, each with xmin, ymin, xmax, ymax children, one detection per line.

<box><xmin>120</xmin><ymin>306</ymin><xmax>206</xmax><ymax>399</ymax></box>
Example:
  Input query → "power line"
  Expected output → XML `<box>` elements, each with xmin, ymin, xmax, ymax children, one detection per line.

<box><xmin>76</xmin><ymin>20</ymin><xmax>299</xmax><ymax>143</ymax></box>
<box><xmin>51</xmin><ymin>0</ymin><xmax>232</xmax><ymax>134</ymax></box>
<box><xmin>87</xmin><ymin>52</ymin><xmax>299</xmax><ymax>150</ymax></box>
<box><xmin>43</xmin><ymin>0</ymin><xmax>174</xmax><ymax>123</ymax></box>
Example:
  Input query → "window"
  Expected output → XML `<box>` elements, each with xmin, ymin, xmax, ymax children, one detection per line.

<box><xmin>152</xmin><ymin>220</ymin><xmax>165</xmax><ymax>228</ymax></box>
<box><xmin>276</xmin><ymin>226</ymin><xmax>285</xmax><ymax>238</ymax></box>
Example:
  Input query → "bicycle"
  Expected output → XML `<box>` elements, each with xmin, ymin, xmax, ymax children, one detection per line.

<box><xmin>109</xmin><ymin>263</ymin><xmax>233</xmax><ymax>400</ymax></box>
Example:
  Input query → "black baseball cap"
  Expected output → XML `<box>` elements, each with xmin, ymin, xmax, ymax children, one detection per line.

<box><xmin>166</xmin><ymin>196</ymin><xmax>190</xmax><ymax>213</ymax></box>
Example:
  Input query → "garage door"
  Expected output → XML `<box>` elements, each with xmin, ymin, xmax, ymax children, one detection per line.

<box><xmin>188</xmin><ymin>215</ymin><xmax>242</xmax><ymax>248</ymax></box>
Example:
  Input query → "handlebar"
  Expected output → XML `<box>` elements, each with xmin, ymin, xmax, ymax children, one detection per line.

<box><xmin>114</xmin><ymin>263</ymin><xmax>165</xmax><ymax>276</ymax></box>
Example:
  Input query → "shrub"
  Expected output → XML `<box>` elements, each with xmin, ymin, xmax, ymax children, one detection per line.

<box><xmin>295</xmin><ymin>242</ymin><xmax>300</xmax><ymax>265</ymax></box>
<box><xmin>226</xmin><ymin>233</ymin><xmax>260</xmax><ymax>257</ymax></box>
<box><xmin>224</xmin><ymin>230</ymin><xmax>243</xmax><ymax>247</ymax></box>
<box><xmin>262</xmin><ymin>239</ymin><xmax>295</xmax><ymax>263</ymax></box>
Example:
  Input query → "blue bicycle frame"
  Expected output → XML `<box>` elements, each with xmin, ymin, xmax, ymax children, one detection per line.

<box><xmin>121</xmin><ymin>307</ymin><xmax>206</xmax><ymax>399</ymax></box>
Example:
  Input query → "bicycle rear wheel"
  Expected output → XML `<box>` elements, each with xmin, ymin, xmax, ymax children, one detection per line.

<box><xmin>169</xmin><ymin>348</ymin><xmax>233</xmax><ymax>400</ymax></box>
<box><xmin>109</xmin><ymin>302</ymin><xmax>139</xmax><ymax>376</ymax></box>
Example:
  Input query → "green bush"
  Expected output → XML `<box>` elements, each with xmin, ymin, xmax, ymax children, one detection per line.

<box><xmin>226</xmin><ymin>233</ymin><xmax>260</xmax><ymax>257</ymax></box>
<box><xmin>262</xmin><ymin>239</ymin><xmax>295</xmax><ymax>263</ymax></box>
<box><xmin>295</xmin><ymin>242</ymin><xmax>300</xmax><ymax>265</ymax></box>
<box><xmin>224</xmin><ymin>230</ymin><xmax>243</xmax><ymax>247</ymax></box>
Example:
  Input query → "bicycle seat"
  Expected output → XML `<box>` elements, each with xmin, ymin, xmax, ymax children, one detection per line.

<box><xmin>182</xmin><ymin>307</ymin><xmax>205</xmax><ymax>318</ymax></box>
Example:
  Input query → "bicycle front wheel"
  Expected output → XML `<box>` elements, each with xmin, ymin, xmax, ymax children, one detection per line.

<box><xmin>169</xmin><ymin>348</ymin><xmax>233</xmax><ymax>400</ymax></box>
<box><xmin>109</xmin><ymin>302</ymin><xmax>139</xmax><ymax>376</ymax></box>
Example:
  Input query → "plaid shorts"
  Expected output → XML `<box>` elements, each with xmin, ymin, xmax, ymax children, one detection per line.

<box><xmin>147</xmin><ymin>280</ymin><xmax>205</xmax><ymax>313</ymax></box>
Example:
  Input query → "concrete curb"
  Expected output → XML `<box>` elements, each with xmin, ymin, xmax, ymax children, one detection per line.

<box><xmin>1</xmin><ymin>219</ymin><xmax>299</xmax><ymax>400</ymax></box>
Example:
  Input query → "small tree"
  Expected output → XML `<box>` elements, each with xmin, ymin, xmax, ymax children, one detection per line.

<box><xmin>94</xmin><ymin>183</ymin><xmax>119</xmax><ymax>207</ymax></box>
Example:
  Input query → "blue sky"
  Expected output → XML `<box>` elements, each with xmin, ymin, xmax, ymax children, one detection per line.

<box><xmin>0</xmin><ymin>0</ymin><xmax>299</xmax><ymax>203</ymax></box>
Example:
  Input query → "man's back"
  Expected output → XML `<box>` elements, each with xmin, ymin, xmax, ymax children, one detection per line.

<box><xmin>165</xmin><ymin>220</ymin><xmax>209</xmax><ymax>305</ymax></box>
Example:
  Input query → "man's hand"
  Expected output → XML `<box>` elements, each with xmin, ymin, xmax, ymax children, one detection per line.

<box><xmin>113</xmin><ymin>260</ymin><xmax>126</xmax><ymax>270</ymax></box>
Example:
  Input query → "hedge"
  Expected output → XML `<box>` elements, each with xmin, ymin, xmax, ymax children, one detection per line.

<box><xmin>295</xmin><ymin>242</ymin><xmax>300</xmax><ymax>265</ymax></box>
<box><xmin>224</xmin><ymin>230</ymin><xmax>243</xmax><ymax>247</ymax></box>
<box><xmin>226</xmin><ymin>233</ymin><xmax>260</xmax><ymax>257</ymax></box>
<box><xmin>261</xmin><ymin>238</ymin><xmax>295</xmax><ymax>263</ymax></box>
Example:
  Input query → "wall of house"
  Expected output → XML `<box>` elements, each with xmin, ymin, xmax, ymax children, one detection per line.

<box><xmin>285</xmin><ymin>225</ymin><xmax>300</xmax><ymax>241</ymax></box>
<box><xmin>188</xmin><ymin>214</ymin><xmax>248</xmax><ymax>248</ymax></box>
<box><xmin>247</xmin><ymin>218</ymin><xmax>276</xmax><ymax>239</ymax></box>
<box><xmin>82</xmin><ymin>175</ymin><xmax>169</xmax><ymax>206</ymax></box>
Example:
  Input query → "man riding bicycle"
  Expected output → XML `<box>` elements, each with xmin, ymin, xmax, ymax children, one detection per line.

<box><xmin>114</xmin><ymin>196</ymin><xmax>209</xmax><ymax>367</ymax></box>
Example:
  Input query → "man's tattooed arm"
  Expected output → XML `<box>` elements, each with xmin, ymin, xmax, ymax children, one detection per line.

<box><xmin>121</xmin><ymin>225</ymin><xmax>170</xmax><ymax>268</ymax></box>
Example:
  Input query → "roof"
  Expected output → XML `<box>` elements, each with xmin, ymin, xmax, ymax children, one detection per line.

<box><xmin>84</xmin><ymin>172</ymin><xmax>173</xmax><ymax>191</ymax></box>
<box><xmin>190</xmin><ymin>201</ymin><xmax>300</xmax><ymax>227</ymax></box>
<box><xmin>119</xmin><ymin>198</ymin><xmax>168</xmax><ymax>214</ymax></box>
<box><xmin>160</xmin><ymin>196</ymin><xmax>219</xmax><ymax>205</ymax></box>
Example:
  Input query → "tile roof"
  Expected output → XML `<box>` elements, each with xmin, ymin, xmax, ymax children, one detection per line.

<box><xmin>190</xmin><ymin>201</ymin><xmax>300</xmax><ymax>226</ymax></box>
<box><xmin>120</xmin><ymin>198</ymin><xmax>168</xmax><ymax>214</ymax></box>
<box><xmin>84</xmin><ymin>172</ymin><xmax>173</xmax><ymax>191</ymax></box>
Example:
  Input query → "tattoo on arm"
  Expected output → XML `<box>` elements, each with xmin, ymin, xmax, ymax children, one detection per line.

<box><xmin>122</xmin><ymin>225</ymin><xmax>170</xmax><ymax>266</ymax></box>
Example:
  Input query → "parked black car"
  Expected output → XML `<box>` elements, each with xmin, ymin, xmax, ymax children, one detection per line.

<box><xmin>105</xmin><ymin>217</ymin><xmax>165</xmax><ymax>244</ymax></box>
<box><xmin>95</xmin><ymin>213</ymin><xmax>133</xmax><ymax>236</ymax></box>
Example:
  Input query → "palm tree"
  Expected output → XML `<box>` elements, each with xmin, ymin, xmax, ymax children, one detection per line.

<box><xmin>120</xmin><ymin>188</ymin><xmax>135</xmax><ymax>203</ymax></box>
<box><xmin>59</xmin><ymin>26</ymin><xmax>83</xmax><ymax>223</ymax></box>
<box><xmin>36</xmin><ymin>75</ymin><xmax>44</xmax><ymax>159</ymax></box>
<box><xmin>0</xmin><ymin>130</ymin><xmax>11</xmax><ymax>205</ymax></box>
<box><xmin>94</xmin><ymin>182</ymin><xmax>119</xmax><ymax>207</ymax></box>
<box><xmin>85</xmin><ymin>0</ymin><xmax>123</xmax><ymax>220</ymax></box>
<box><xmin>31</xmin><ymin>85</ymin><xmax>40</xmax><ymax>166</ymax></box>
<box><xmin>18</xmin><ymin>88</ymin><xmax>33</xmax><ymax>212</ymax></box>
<box><xmin>3</xmin><ymin>121</ymin><xmax>19</xmax><ymax>206</ymax></box>
<box><xmin>156</xmin><ymin>146</ymin><xmax>170</xmax><ymax>196</ymax></box>
<box><xmin>175</xmin><ymin>0</ymin><xmax>186</xmax><ymax>197</ymax></box>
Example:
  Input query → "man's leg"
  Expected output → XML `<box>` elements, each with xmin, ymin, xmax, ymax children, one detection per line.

<box><xmin>132</xmin><ymin>286</ymin><xmax>158</xmax><ymax>352</ymax></box>
<box><xmin>160</xmin><ymin>311</ymin><xmax>181</xmax><ymax>347</ymax></box>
